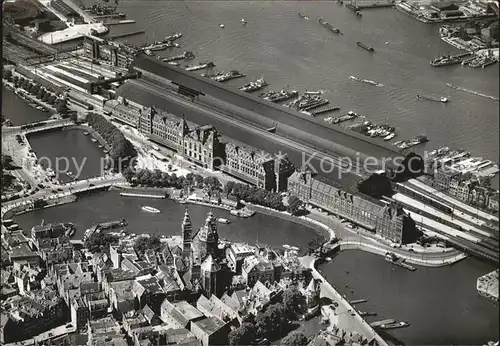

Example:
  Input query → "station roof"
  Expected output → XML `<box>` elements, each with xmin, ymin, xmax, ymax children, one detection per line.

<box><xmin>133</xmin><ymin>55</ymin><xmax>406</xmax><ymax>163</ymax></box>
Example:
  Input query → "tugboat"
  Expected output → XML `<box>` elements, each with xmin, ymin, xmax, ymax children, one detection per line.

<box><xmin>239</xmin><ymin>78</ymin><xmax>268</xmax><ymax>93</ymax></box>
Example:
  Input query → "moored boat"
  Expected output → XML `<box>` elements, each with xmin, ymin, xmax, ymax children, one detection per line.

<box><xmin>217</xmin><ymin>218</ymin><xmax>231</xmax><ymax>224</ymax></box>
<box><xmin>239</xmin><ymin>78</ymin><xmax>268</xmax><ymax>93</ymax></box>
<box><xmin>383</xmin><ymin>132</ymin><xmax>396</xmax><ymax>141</ymax></box>
<box><xmin>142</xmin><ymin>206</ymin><xmax>161</xmax><ymax>213</ymax></box>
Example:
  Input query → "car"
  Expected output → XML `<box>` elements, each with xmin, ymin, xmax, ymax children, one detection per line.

<box><xmin>57</xmin><ymin>188</ymin><xmax>63</xmax><ymax>192</ymax></box>
<box><xmin>38</xmin><ymin>184</ymin><xmax>44</xmax><ymax>189</ymax></box>
<box><xmin>66</xmin><ymin>323</ymin><xmax>73</xmax><ymax>328</ymax></box>
<box><xmin>51</xmin><ymin>190</ymin><xmax>57</xmax><ymax>193</ymax></box>
<box><xmin>409</xmin><ymin>248</ymin><xmax>414</xmax><ymax>252</ymax></box>
<box><xmin>89</xmin><ymin>183</ymin><xmax>95</xmax><ymax>187</ymax></box>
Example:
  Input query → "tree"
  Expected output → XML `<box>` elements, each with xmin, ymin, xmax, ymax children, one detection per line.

<box><xmin>228</xmin><ymin>322</ymin><xmax>258</xmax><ymax>345</ymax></box>
<box><xmin>1</xmin><ymin>154</ymin><xmax>14</xmax><ymax>170</ymax></box>
<box><xmin>282</xmin><ymin>286</ymin><xmax>302</xmax><ymax>319</ymax></box>
<box><xmin>287</xmin><ymin>195</ymin><xmax>303</xmax><ymax>215</ymax></box>
<box><xmin>2</xmin><ymin>69</ymin><xmax>12</xmax><ymax>81</ymax></box>
<box><xmin>224</xmin><ymin>180</ymin><xmax>235</xmax><ymax>196</ymax></box>
<box><xmin>84</xmin><ymin>232</ymin><xmax>118</xmax><ymax>253</ymax></box>
<box><xmin>56</xmin><ymin>98</ymin><xmax>69</xmax><ymax>114</ymax></box>
<box><xmin>282</xmin><ymin>331</ymin><xmax>308</xmax><ymax>346</ymax></box>
<box><xmin>204</xmin><ymin>176</ymin><xmax>221</xmax><ymax>191</ymax></box>
<box><xmin>42</xmin><ymin>92</ymin><xmax>50</xmax><ymax>103</ymax></box>
<box><xmin>48</xmin><ymin>95</ymin><xmax>56</xmax><ymax>105</ymax></box>
<box><xmin>134</xmin><ymin>235</ymin><xmax>162</xmax><ymax>257</ymax></box>
<box><xmin>13</xmin><ymin>75</ymin><xmax>19</xmax><ymax>86</ymax></box>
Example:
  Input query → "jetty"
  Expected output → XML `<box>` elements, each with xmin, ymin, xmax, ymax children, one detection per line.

<box><xmin>120</xmin><ymin>192</ymin><xmax>166</xmax><ymax>199</ymax></box>
<box><xmin>103</xmin><ymin>19</ymin><xmax>135</xmax><ymax>26</ymax></box>
<box><xmin>349</xmin><ymin>298</ymin><xmax>367</xmax><ymax>305</ymax></box>
<box><xmin>98</xmin><ymin>219</ymin><xmax>127</xmax><ymax>230</ymax></box>
<box><xmin>446</xmin><ymin>83</ymin><xmax>499</xmax><ymax>101</ymax></box>
<box><xmin>309</xmin><ymin>106</ymin><xmax>341</xmax><ymax>116</ymax></box>
<box><xmin>108</xmin><ymin>30</ymin><xmax>145</xmax><ymax>39</ymax></box>
<box><xmin>370</xmin><ymin>319</ymin><xmax>395</xmax><ymax>328</ymax></box>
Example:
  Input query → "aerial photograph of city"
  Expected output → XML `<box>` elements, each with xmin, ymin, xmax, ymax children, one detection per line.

<box><xmin>1</xmin><ymin>0</ymin><xmax>499</xmax><ymax>345</ymax></box>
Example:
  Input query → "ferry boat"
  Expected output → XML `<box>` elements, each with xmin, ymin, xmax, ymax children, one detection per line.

<box><xmin>142</xmin><ymin>206</ymin><xmax>161</xmax><ymax>213</ymax></box>
<box><xmin>239</xmin><ymin>78</ymin><xmax>268</xmax><ymax>93</ymax></box>
<box><xmin>417</xmin><ymin>94</ymin><xmax>449</xmax><ymax>103</ymax></box>
<box><xmin>217</xmin><ymin>218</ymin><xmax>231</xmax><ymax>224</ymax></box>
<box><xmin>230</xmin><ymin>207</ymin><xmax>255</xmax><ymax>218</ymax></box>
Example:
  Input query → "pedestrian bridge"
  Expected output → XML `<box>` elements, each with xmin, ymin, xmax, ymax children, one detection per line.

<box><xmin>3</xmin><ymin>119</ymin><xmax>74</xmax><ymax>135</ymax></box>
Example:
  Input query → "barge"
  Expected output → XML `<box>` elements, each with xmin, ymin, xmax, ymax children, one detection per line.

<box><xmin>356</xmin><ymin>41</ymin><xmax>374</xmax><ymax>52</ymax></box>
<box><xmin>161</xmin><ymin>51</ymin><xmax>195</xmax><ymax>62</ymax></box>
<box><xmin>262</xmin><ymin>89</ymin><xmax>299</xmax><ymax>103</ymax></box>
<box><xmin>311</xmin><ymin>106</ymin><xmax>340</xmax><ymax>116</ymax></box>
<box><xmin>185</xmin><ymin>61</ymin><xmax>215</xmax><ymax>71</ymax></box>
<box><xmin>416</xmin><ymin>94</ymin><xmax>449</xmax><ymax>103</ymax></box>
<box><xmin>318</xmin><ymin>17</ymin><xmax>342</xmax><ymax>34</ymax></box>
<box><xmin>324</xmin><ymin>111</ymin><xmax>358</xmax><ymax>124</ymax></box>
<box><xmin>385</xmin><ymin>252</ymin><xmax>416</xmax><ymax>271</ymax></box>
<box><xmin>212</xmin><ymin>70</ymin><xmax>246</xmax><ymax>82</ymax></box>
<box><xmin>239</xmin><ymin>78</ymin><xmax>268</xmax><ymax>93</ymax></box>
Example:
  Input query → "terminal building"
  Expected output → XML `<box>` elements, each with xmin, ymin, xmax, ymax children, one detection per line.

<box><xmin>288</xmin><ymin>170</ymin><xmax>418</xmax><ymax>244</ymax></box>
<box><xmin>83</xmin><ymin>36</ymin><xmax>136</xmax><ymax>69</ymax></box>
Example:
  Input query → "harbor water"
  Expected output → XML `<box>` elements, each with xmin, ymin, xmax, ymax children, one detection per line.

<box><xmin>102</xmin><ymin>1</ymin><xmax>499</xmax><ymax>163</ymax></box>
<box><xmin>2</xmin><ymin>86</ymin><xmax>54</xmax><ymax>125</ymax></box>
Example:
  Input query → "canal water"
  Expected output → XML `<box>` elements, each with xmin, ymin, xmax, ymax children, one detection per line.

<box><xmin>28</xmin><ymin>128</ymin><xmax>105</xmax><ymax>183</ymax></box>
<box><xmin>102</xmin><ymin>1</ymin><xmax>499</xmax><ymax>163</ymax></box>
<box><xmin>13</xmin><ymin>189</ymin><xmax>320</xmax><ymax>250</ymax></box>
<box><xmin>2</xmin><ymin>86</ymin><xmax>54</xmax><ymax>125</ymax></box>
<box><xmin>319</xmin><ymin>251</ymin><xmax>499</xmax><ymax>344</ymax></box>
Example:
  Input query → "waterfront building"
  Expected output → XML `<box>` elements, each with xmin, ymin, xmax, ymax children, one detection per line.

<box><xmin>222</xmin><ymin>142</ymin><xmax>295</xmax><ymax>191</ymax></box>
<box><xmin>36</xmin><ymin>236</ymin><xmax>74</xmax><ymax>266</ymax></box>
<box><xmin>83</xmin><ymin>36</ymin><xmax>136</xmax><ymax>69</ymax></box>
<box><xmin>8</xmin><ymin>243</ymin><xmax>41</xmax><ymax>266</ymax></box>
<box><xmin>288</xmin><ymin>170</ymin><xmax>418</xmax><ymax>244</ymax></box>
<box><xmin>183</xmin><ymin>125</ymin><xmax>223</xmax><ymax>170</ymax></box>
<box><xmin>190</xmin><ymin>316</ymin><xmax>230</xmax><ymax>346</ymax></box>
<box><xmin>30</xmin><ymin>222</ymin><xmax>67</xmax><ymax>240</ymax></box>
<box><xmin>138</xmin><ymin>106</ymin><xmax>185</xmax><ymax>152</ymax></box>
<box><xmin>104</xmin><ymin>97</ymin><xmax>143</xmax><ymax>127</ymax></box>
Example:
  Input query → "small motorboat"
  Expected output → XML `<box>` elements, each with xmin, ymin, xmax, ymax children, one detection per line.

<box><xmin>283</xmin><ymin>244</ymin><xmax>291</xmax><ymax>249</ymax></box>
<box><xmin>241</xmin><ymin>18</ymin><xmax>247</xmax><ymax>24</ymax></box>
<box><xmin>384</xmin><ymin>132</ymin><xmax>396</xmax><ymax>141</ymax></box>
<box><xmin>219</xmin><ymin>24</ymin><xmax>225</xmax><ymax>28</ymax></box>
<box><xmin>298</xmin><ymin>12</ymin><xmax>309</xmax><ymax>20</ymax></box>
<box><xmin>326</xmin><ymin>257</ymin><xmax>332</xmax><ymax>261</ymax></box>
<box><xmin>304</xmin><ymin>90</ymin><xmax>323</xmax><ymax>95</ymax></box>
<box><xmin>217</xmin><ymin>218</ymin><xmax>231</xmax><ymax>224</ymax></box>
<box><xmin>142</xmin><ymin>206</ymin><xmax>161</xmax><ymax>213</ymax></box>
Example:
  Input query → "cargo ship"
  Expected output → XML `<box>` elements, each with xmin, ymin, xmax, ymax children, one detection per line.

<box><xmin>262</xmin><ymin>89</ymin><xmax>299</xmax><ymax>103</ymax></box>
<box><xmin>430</xmin><ymin>55</ymin><xmax>462</xmax><ymax>67</ymax></box>
<box><xmin>212</xmin><ymin>70</ymin><xmax>246</xmax><ymax>82</ymax></box>
<box><xmin>356</xmin><ymin>41</ymin><xmax>374</xmax><ymax>52</ymax></box>
<box><xmin>185</xmin><ymin>61</ymin><xmax>215</xmax><ymax>71</ymax></box>
<box><xmin>161</xmin><ymin>51</ymin><xmax>195</xmax><ymax>62</ymax></box>
<box><xmin>239</xmin><ymin>78</ymin><xmax>268</xmax><ymax>93</ymax></box>
<box><xmin>318</xmin><ymin>18</ymin><xmax>342</xmax><ymax>34</ymax></box>
<box><xmin>416</xmin><ymin>94</ymin><xmax>449</xmax><ymax>103</ymax></box>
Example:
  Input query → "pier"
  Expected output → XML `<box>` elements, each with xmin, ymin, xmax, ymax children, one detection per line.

<box><xmin>349</xmin><ymin>298</ymin><xmax>368</xmax><ymax>304</ymax></box>
<box><xmin>108</xmin><ymin>30</ymin><xmax>146</xmax><ymax>40</ymax></box>
<box><xmin>103</xmin><ymin>19</ymin><xmax>136</xmax><ymax>26</ymax></box>
<box><xmin>120</xmin><ymin>192</ymin><xmax>166</xmax><ymax>199</ymax></box>
<box><xmin>311</xmin><ymin>106</ymin><xmax>340</xmax><ymax>116</ymax></box>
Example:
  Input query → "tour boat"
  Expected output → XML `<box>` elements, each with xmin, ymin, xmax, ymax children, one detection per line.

<box><xmin>142</xmin><ymin>206</ymin><xmax>161</xmax><ymax>213</ymax></box>
<box><xmin>217</xmin><ymin>218</ymin><xmax>231</xmax><ymax>224</ymax></box>
<box><xmin>283</xmin><ymin>244</ymin><xmax>291</xmax><ymax>249</ymax></box>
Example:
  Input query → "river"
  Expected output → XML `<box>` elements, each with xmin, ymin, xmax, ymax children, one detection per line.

<box><xmin>99</xmin><ymin>1</ymin><xmax>499</xmax><ymax>164</ymax></box>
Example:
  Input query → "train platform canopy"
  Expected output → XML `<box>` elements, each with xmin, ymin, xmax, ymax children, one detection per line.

<box><xmin>132</xmin><ymin>55</ymin><xmax>409</xmax><ymax>166</ymax></box>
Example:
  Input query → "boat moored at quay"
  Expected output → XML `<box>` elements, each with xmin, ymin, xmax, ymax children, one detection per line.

<box><xmin>184</xmin><ymin>61</ymin><xmax>215</xmax><ymax>71</ymax></box>
<box><xmin>261</xmin><ymin>89</ymin><xmax>299</xmax><ymax>103</ymax></box>
<box><xmin>161</xmin><ymin>51</ymin><xmax>195</xmax><ymax>62</ymax></box>
<box><xmin>239</xmin><ymin>78</ymin><xmax>268</xmax><ymax>93</ymax></box>
<box><xmin>211</xmin><ymin>70</ymin><xmax>246</xmax><ymax>82</ymax></box>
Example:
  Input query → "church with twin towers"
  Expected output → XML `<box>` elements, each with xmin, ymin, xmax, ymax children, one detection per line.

<box><xmin>179</xmin><ymin>209</ymin><xmax>226</xmax><ymax>298</ymax></box>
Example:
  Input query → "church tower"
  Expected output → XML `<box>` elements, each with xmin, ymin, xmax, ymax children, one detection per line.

<box><xmin>181</xmin><ymin>209</ymin><xmax>193</xmax><ymax>261</ymax></box>
<box><xmin>196</xmin><ymin>211</ymin><xmax>219</xmax><ymax>261</ymax></box>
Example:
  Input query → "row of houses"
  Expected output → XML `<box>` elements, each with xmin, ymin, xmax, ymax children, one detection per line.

<box><xmin>433</xmin><ymin>170</ymin><xmax>499</xmax><ymax>212</ymax></box>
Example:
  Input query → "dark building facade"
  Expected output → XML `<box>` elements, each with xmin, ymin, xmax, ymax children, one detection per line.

<box><xmin>288</xmin><ymin>170</ymin><xmax>418</xmax><ymax>244</ymax></box>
